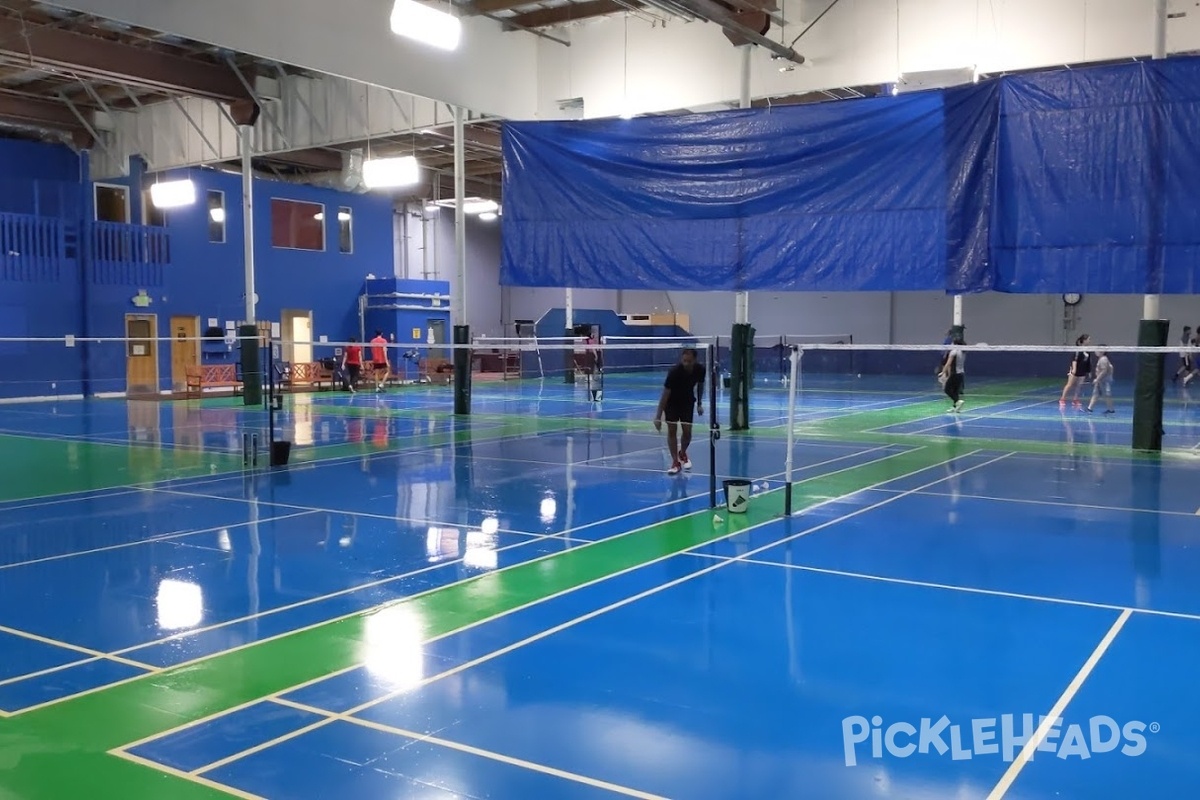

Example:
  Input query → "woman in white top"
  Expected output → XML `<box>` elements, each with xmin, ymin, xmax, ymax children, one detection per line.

<box><xmin>1087</xmin><ymin>348</ymin><xmax>1114</xmax><ymax>414</ymax></box>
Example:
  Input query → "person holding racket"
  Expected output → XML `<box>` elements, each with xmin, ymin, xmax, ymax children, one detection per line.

<box><xmin>654</xmin><ymin>348</ymin><xmax>705</xmax><ymax>475</ymax></box>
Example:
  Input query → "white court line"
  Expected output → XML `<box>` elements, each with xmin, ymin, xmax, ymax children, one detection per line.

<box><xmin>109</xmin><ymin>447</ymin><xmax>940</xmax><ymax>750</ymax></box>
<box><xmin>875</xmin><ymin>487</ymin><xmax>1200</xmax><ymax>519</ymax></box>
<box><xmin>0</xmin><ymin>511</ymin><xmax>318</xmax><ymax>571</ymax></box>
<box><xmin>111</xmin><ymin>749</ymin><xmax>265</xmax><ymax>800</ymax></box>
<box><xmin>5</xmin><ymin>529</ymin><xmax>590</xmax><ymax>710</ymax></box>
<box><xmin>0</xmin><ymin>624</ymin><xmax>155</xmax><ymax>671</ymax></box>
<box><xmin>135</xmin><ymin>449</ymin><xmax>997</xmax><ymax>772</ymax></box>
<box><xmin>893</xmin><ymin>399</ymin><xmax>1058</xmax><ymax>436</ymax></box>
<box><xmin>143</xmin><ymin>441</ymin><xmax>908</xmax><ymax>538</ymax></box>
<box><xmin>986</xmin><ymin>609</ymin><xmax>1132</xmax><ymax>799</ymax></box>
<box><xmin>685</xmin><ymin>556</ymin><xmax>1200</xmax><ymax>622</ymax></box>
<box><xmin>247</xmin><ymin>697</ymin><xmax>668</xmax><ymax>800</ymax></box>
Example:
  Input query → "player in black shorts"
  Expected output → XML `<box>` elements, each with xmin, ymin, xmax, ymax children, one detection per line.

<box><xmin>653</xmin><ymin>348</ymin><xmax>705</xmax><ymax>475</ymax></box>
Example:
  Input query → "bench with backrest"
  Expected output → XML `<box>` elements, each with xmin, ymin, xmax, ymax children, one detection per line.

<box><xmin>286</xmin><ymin>361</ymin><xmax>336</xmax><ymax>390</ymax></box>
<box><xmin>185</xmin><ymin>364</ymin><xmax>242</xmax><ymax>396</ymax></box>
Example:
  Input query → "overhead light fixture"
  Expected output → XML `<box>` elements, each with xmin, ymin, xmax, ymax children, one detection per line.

<box><xmin>149</xmin><ymin>179</ymin><xmax>197</xmax><ymax>209</ymax></box>
<box><xmin>209</xmin><ymin>207</ymin><xmax>226</xmax><ymax>223</ymax></box>
<box><xmin>478</xmin><ymin>211</ymin><xmax>498</xmax><ymax>222</ymax></box>
<box><xmin>363</xmin><ymin>156</ymin><xmax>420</xmax><ymax>189</ymax></box>
<box><xmin>462</xmin><ymin>199</ymin><xmax>498</xmax><ymax>215</ymax></box>
<box><xmin>338</xmin><ymin>210</ymin><xmax>352</xmax><ymax>222</ymax></box>
<box><xmin>424</xmin><ymin>203</ymin><xmax>440</xmax><ymax>212</ymax></box>
<box><xmin>390</xmin><ymin>0</ymin><xmax>461</xmax><ymax>52</ymax></box>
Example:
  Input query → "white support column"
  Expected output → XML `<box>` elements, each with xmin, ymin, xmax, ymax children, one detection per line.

<box><xmin>734</xmin><ymin>45</ymin><xmax>752</xmax><ymax>326</ymax></box>
<box><xmin>952</xmin><ymin>295</ymin><xmax>963</xmax><ymax>327</ymax></box>
<box><xmin>565</xmin><ymin>288</ymin><xmax>574</xmax><ymax>331</ymax></box>
<box><xmin>454</xmin><ymin>106</ymin><xmax>467</xmax><ymax>327</ymax></box>
<box><xmin>241</xmin><ymin>125</ymin><xmax>256</xmax><ymax>324</ymax></box>
<box><xmin>1146</xmin><ymin>0</ymin><xmax>1167</xmax><ymax>321</ymax></box>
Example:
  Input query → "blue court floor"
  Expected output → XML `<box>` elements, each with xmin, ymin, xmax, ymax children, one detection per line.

<box><xmin>1</xmin><ymin>374</ymin><xmax>1199</xmax><ymax>798</ymax></box>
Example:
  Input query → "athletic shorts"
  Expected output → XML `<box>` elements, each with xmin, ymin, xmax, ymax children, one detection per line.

<box><xmin>1095</xmin><ymin>379</ymin><xmax>1113</xmax><ymax>397</ymax></box>
<box><xmin>664</xmin><ymin>405</ymin><xmax>694</xmax><ymax>425</ymax></box>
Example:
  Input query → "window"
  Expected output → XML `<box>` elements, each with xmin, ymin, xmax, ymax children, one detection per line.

<box><xmin>270</xmin><ymin>198</ymin><xmax>325</xmax><ymax>251</ymax></box>
<box><xmin>95</xmin><ymin>184</ymin><xmax>130</xmax><ymax>223</ymax></box>
<box><xmin>208</xmin><ymin>191</ymin><xmax>226</xmax><ymax>243</ymax></box>
<box><xmin>338</xmin><ymin>207</ymin><xmax>353</xmax><ymax>254</ymax></box>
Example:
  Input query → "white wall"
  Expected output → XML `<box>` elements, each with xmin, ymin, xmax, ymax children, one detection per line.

<box><xmin>540</xmin><ymin>0</ymin><xmax>1200</xmax><ymax>119</ymax></box>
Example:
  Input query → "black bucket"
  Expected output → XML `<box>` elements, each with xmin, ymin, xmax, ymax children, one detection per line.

<box><xmin>722</xmin><ymin>479</ymin><xmax>752</xmax><ymax>514</ymax></box>
<box><xmin>270</xmin><ymin>440</ymin><xmax>292</xmax><ymax>467</ymax></box>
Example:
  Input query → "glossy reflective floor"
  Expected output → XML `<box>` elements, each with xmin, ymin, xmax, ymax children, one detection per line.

<box><xmin>1</xmin><ymin>374</ymin><xmax>1199</xmax><ymax>799</ymax></box>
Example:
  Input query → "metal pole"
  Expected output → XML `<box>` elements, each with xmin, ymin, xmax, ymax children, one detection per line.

<box><xmin>1145</xmin><ymin>0</ymin><xmax>1167</xmax><ymax>321</ymax></box>
<box><xmin>241</xmin><ymin>125</ymin><xmax>256</xmax><ymax>325</ymax></box>
<box><xmin>734</xmin><ymin>45</ymin><xmax>751</xmax><ymax>326</ymax></box>
<box><xmin>452</xmin><ymin>105</ymin><xmax>471</xmax><ymax>415</ymax></box>
<box><xmin>953</xmin><ymin>295</ymin><xmax>964</xmax><ymax>327</ymax></box>
<box><xmin>708</xmin><ymin>342</ymin><xmax>719</xmax><ymax>509</ymax></box>
<box><xmin>784</xmin><ymin>346</ymin><xmax>800</xmax><ymax>515</ymax></box>
<box><xmin>565</xmin><ymin>287</ymin><xmax>575</xmax><ymax>384</ymax></box>
<box><xmin>454</xmin><ymin>107</ymin><xmax>467</xmax><ymax>326</ymax></box>
<box><xmin>238</xmin><ymin>124</ymin><xmax>263</xmax><ymax>406</ymax></box>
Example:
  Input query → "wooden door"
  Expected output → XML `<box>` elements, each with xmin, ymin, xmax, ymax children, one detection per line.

<box><xmin>125</xmin><ymin>314</ymin><xmax>158</xmax><ymax>396</ymax></box>
<box><xmin>170</xmin><ymin>315</ymin><xmax>200</xmax><ymax>393</ymax></box>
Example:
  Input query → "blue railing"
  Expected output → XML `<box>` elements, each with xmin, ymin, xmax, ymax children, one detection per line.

<box><xmin>90</xmin><ymin>221</ymin><xmax>170</xmax><ymax>285</ymax></box>
<box><xmin>0</xmin><ymin>212</ymin><xmax>66</xmax><ymax>282</ymax></box>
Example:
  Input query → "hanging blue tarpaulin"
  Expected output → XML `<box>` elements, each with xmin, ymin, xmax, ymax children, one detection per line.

<box><xmin>993</xmin><ymin>58</ymin><xmax>1200</xmax><ymax>294</ymax></box>
<box><xmin>502</xmin><ymin>84</ymin><xmax>998</xmax><ymax>292</ymax></box>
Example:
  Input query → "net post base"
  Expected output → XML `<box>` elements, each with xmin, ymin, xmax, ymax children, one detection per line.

<box><xmin>730</xmin><ymin>323</ymin><xmax>754</xmax><ymax>431</ymax></box>
<box><xmin>1133</xmin><ymin>319</ymin><xmax>1168</xmax><ymax>452</ymax></box>
<box><xmin>453</xmin><ymin>325</ymin><xmax>471</xmax><ymax>415</ymax></box>
<box><xmin>239</xmin><ymin>324</ymin><xmax>262</xmax><ymax>406</ymax></box>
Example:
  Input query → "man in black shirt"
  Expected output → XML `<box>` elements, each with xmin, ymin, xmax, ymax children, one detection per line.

<box><xmin>654</xmin><ymin>348</ymin><xmax>705</xmax><ymax>475</ymax></box>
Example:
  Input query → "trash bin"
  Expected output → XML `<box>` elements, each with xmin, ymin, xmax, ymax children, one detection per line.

<box><xmin>270</xmin><ymin>440</ymin><xmax>292</xmax><ymax>467</ymax></box>
<box><xmin>723</xmin><ymin>479</ymin><xmax>752</xmax><ymax>514</ymax></box>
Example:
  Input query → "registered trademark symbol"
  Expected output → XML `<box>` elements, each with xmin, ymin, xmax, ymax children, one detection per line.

<box><xmin>1150</xmin><ymin>722</ymin><xmax>1161</xmax><ymax>734</ymax></box>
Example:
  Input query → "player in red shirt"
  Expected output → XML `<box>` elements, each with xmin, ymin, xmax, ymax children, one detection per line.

<box><xmin>340</xmin><ymin>337</ymin><xmax>362</xmax><ymax>392</ymax></box>
<box><xmin>370</xmin><ymin>330</ymin><xmax>390</xmax><ymax>392</ymax></box>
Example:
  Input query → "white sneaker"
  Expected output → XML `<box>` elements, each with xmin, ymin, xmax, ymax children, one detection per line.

<box><xmin>680</xmin><ymin>454</ymin><xmax>692</xmax><ymax>471</ymax></box>
<box><xmin>953</xmin><ymin>400</ymin><xmax>964</xmax><ymax>412</ymax></box>
<box><xmin>667</xmin><ymin>462</ymin><xmax>681</xmax><ymax>476</ymax></box>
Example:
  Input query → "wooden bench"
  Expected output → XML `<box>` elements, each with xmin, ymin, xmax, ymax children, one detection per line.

<box><xmin>287</xmin><ymin>361</ymin><xmax>336</xmax><ymax>390</ymax></box>
<box><xmin>185</xmin><ymin>364</ymin><xmax>243</xmax><ymax>397</ymax></box>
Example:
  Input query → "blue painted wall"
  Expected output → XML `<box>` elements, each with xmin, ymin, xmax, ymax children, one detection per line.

<box><xmin>0</xmin><ymin>137</ymin><xmax>398</xmax><ymax>397</ymax></box>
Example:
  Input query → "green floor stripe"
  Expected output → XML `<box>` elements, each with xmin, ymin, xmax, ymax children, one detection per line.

<box><xmin>0</xmin><ymin>444</ymin><xmax>955</xmax><ymax>799</ymax></box>
<box><xmin>0</xmin><ymin>435</ymin><xmax>244</xmax><ymax>503</ymax></box>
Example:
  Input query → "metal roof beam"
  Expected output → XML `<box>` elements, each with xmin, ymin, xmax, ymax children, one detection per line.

<box><xmin>0</xmin><ymin>88</ymin><xmax>83</xmax><ymax>132</ymax></box>
<box><xmin>509</xmin><ymin>0</ymin><xmax>634</xmax><ymax>28</ymax></box>
<box><xmin>0</xmin><ymin>17</ymin><xmax>251</xmax><ymax>101</ymax></box>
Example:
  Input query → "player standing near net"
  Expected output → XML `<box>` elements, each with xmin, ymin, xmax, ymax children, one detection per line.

<box><xmin>370</xmin><ymin>330</ymin><xmax>390</xmax><ymax>392</ymax></box>
<box><xmin>654</xmin><ymin>348</ymin><xmax>705</xmax><ymax>475</ymax></box>
<box><xmin>1087</xmin><ymin>346</ymin><xmax>1115</xmax><ymax>414</ymax></box>
<box><xmin>1060</xmin><ymin>334</ymin><xmax>1092</xmax><ymax>409</ymax></box>
<box><xmin>938</xmin><ymin>332</ymin><xmax>965</xmax><ymax>412</ymax></box>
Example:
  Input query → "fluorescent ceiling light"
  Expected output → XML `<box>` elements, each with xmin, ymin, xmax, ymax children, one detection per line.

<box><xmin>209</xmin><ymin>207</ymin><xmax>226</xmax><ymax>223</ymax></box>
<box><xmin>478</xmin><ymin>211</ymin><xmax>498</xmax><ymax>222</ymax></box>
<box><xmin>391</xmin><ymin>0</ymin><xmax>461</xmax><ymax>52</ymax></box>
<box><xmin>338</xmin><ymin>210</ymin><xmax>352</xmax><ymax>222</ymax></box>
<box><xmin>150</xmin><ymin>179</ymin><xmax>196</xmax><ymax>209</ymax></box>
<box><xmin>363</xmin><ymin>156</ymin><xmax>420</xmax><ymax>189</ymax></box>
<box><xmin>462</xmin><ymin>199</ymin><xmax>499</xmax><ymax>215</ymax></box>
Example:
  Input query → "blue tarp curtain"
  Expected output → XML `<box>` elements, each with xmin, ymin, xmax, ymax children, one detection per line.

<box><xmin>501</xmin><ymin>56</ymin><xmax>1200</xmax><ymax>294</ymax></box>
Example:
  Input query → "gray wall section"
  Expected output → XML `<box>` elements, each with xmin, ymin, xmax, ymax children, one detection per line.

<box><xmin>394</xmin><ymin>215</ymin><xmax>1194</xmax><ymax>344</ymax></box>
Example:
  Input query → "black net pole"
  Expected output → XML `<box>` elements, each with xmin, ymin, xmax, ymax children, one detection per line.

<box><xmin>453</xmin><ymin>325</ymin><xmax>471</xmax><ymax>415</ymax></box>
<box><xmin>708</xmin><ymin>343</ymin><xmax>719</xmax><ymax>509</ymax></box>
